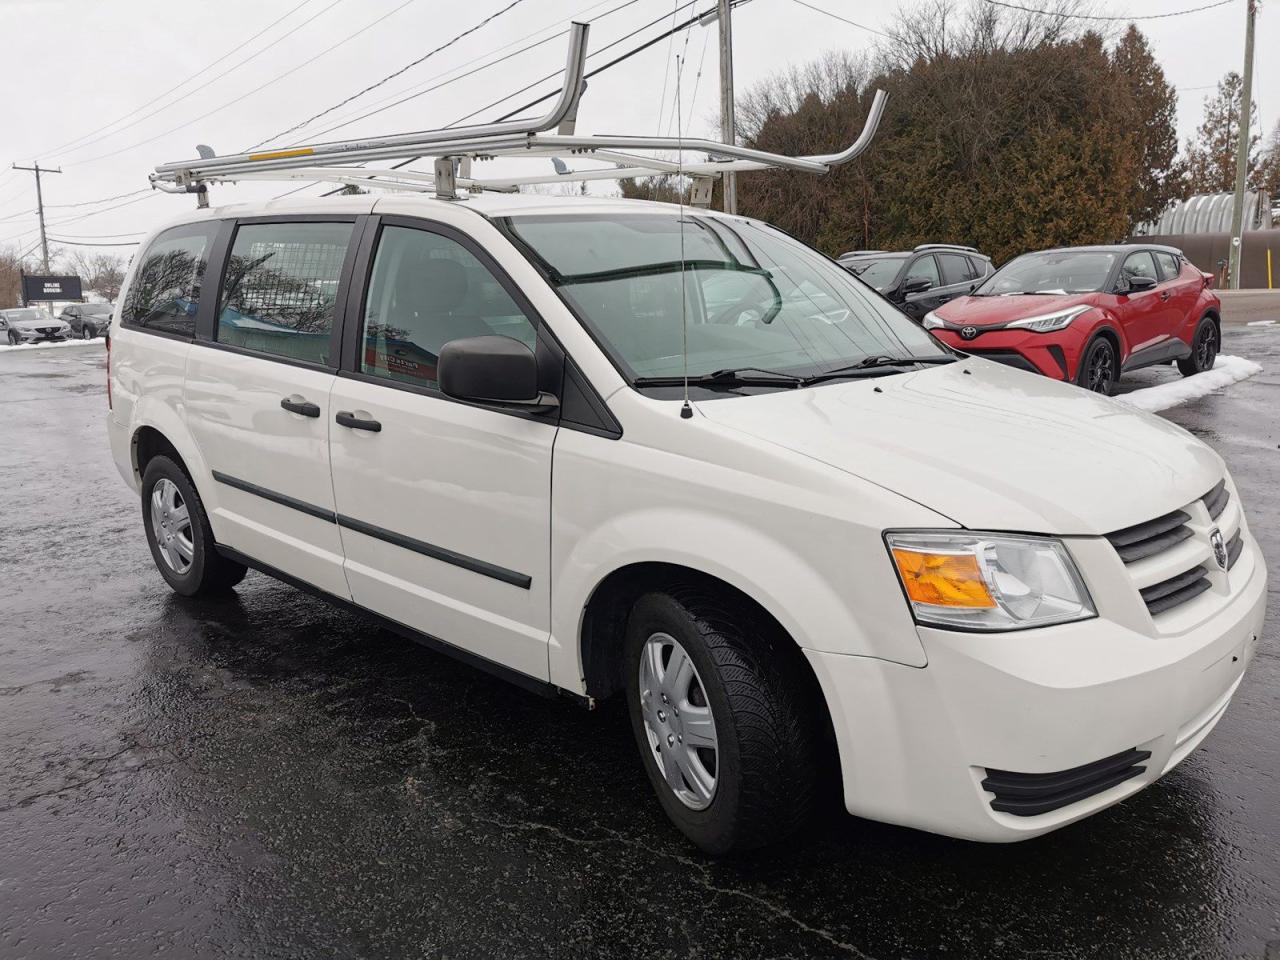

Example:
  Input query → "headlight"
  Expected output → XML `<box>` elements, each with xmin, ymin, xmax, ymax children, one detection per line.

<box><xmin>886</xmin><ymin>531</ymin><xmax>1094</xmax><ymax>631</ymax></box>
<box><xmin>1005</xmin><ymin>304</ymin><xmax>1090</xmax><ymax>333</ymax></box>
<box><xmin>921</xmin><ymin>310</ymin><xmax>944</xmax><ymax>330</ymax></box>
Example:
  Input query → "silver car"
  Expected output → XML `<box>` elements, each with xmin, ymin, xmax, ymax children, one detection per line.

<box><xmin>0</xmin><ymin>308</ymin><xmax>71</xmax><ymax>345</ymax></box>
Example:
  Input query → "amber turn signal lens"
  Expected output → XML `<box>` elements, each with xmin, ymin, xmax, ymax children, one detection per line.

<box><xmin>891</xmin><ymin>548</ymin><xmax>996</xmax><ymax>608</ymax></box>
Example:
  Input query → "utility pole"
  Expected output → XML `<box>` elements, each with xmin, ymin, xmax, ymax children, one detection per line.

<box><xmin>1227</xmin><ymin>0</ymin><xmax>1257</xmax><ymax>291</ymax></box>
<box><xmin>717</xmin><ymin>0</ymin><xmax>736</xmax><ymax>215</ymax></box>
<box><xmin>12</xmin><ymin>161</ymin><xmax>62</xmax><ymax>274</ymax></box>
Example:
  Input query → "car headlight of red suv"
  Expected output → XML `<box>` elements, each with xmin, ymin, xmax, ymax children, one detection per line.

<box><xmin>1005</xmin><ymin>304</ymin><xmax>1091</xmax><ymax>333</ymax></box>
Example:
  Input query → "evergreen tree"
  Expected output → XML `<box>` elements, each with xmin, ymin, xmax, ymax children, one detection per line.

<box><xmin>1183</xmin><ymin>72</ymin><xmax>1260</xmax><ymax>194</ymax></box>
<box><xmin>1112</xmin><ymin>25</ymin><xmax>1181</xmax><ymax>227</ymax></box>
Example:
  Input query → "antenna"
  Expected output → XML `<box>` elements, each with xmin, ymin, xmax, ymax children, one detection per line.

<box><xmin>676</xmin><ymin>54</ymin><xmax>692</xmax><ymax>421</ymax></box>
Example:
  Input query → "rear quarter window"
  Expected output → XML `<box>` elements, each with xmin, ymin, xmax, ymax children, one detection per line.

<box><xmin>122</xmin><ymin>223</ymin><xmax>219</xmax><ymax>336</ymax></box>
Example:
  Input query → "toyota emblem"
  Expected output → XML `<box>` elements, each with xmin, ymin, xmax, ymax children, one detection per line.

<box><xmin>960</xmin><ymin>326</ymin><xmax>979</xmax><ymax>341</ymax></box>
<box><xmin>1210</xmin><ymin>528</ymin><xmax>1228</xmax><ymax>571</ymax></box>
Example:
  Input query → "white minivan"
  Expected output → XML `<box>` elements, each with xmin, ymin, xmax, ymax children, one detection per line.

<box><xmin>108</xmin><ymin>192</ymin><xmax>1266</xmax><ymax>854</ymax></box>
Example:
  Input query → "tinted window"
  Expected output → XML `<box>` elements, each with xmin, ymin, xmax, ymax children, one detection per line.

<box><xmin>1121</xmin><ymin>251</ymin><xmax>1159</xmax><ymax>284</ymax></box>
<box><xmin>904</xmin><ymin>255</ymin><xmax>940</xmax><ymax>288</ymax></box>
<box><xmin>938</xmin><ymin>253</ymin><xmax>976</xmax><ymax>285</ymax></box>
<box><xmin>123</xmin><ymin>225</ymin><xmax>216</xmax><ymax>335</ymax></box>
<box><xmin>216</xmin><ymin>222</ymin><xmax>352</xmax><ymax>365</ymax></box>
<box><xmin>969</xmin><ymin>257</ymin><xmax>988</xmax><ymax>278</ymax></box>
<box><xmin>1154</xmin><ymin>251</ymin><xmax>1180</xmax><ymax>280</ymax></box>
<box><xmin>361</xmin><ymin>225</ymin><xmax>536</xmax><ymax>389</ymax></box>
<box><xmin>843</xmin><ymin>256</ymin><xmax>905</xmax><ymax>293</ymax></box>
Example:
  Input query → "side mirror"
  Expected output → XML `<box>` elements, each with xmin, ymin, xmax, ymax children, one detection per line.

<box><xmin>1123</xmin><ymin>275</ymin><xmax>1157</xmax><ymax>293</ymax></box>
<box><xmin>902</xmin><ymin>277</ymin><xmax>932</xmax><ymax>295</ymax></box>
<box><xmin>438</xmin><ymin>335</ymin><xmax>558</xmax><ymax>414</ymax></box>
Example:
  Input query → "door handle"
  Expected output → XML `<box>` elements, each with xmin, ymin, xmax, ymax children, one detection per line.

<box><xmin>280</xmin><ymin>396</ymin><xmax>320</xmax><ymax>418</ymax></box>
<box><xmin>1160</xmin><ymin>291</ymin><xmax>1171</xmax><ymax>301</ymax></box>
<box><xmin>336</xmin><ymin>410</ymin><xmax>382</xmax><ymax>432</ymax></box>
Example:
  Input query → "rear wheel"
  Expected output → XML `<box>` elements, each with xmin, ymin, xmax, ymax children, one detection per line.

<box><xmin>140</xmin><ymin>456</ymin><xmax>246</xmax><ymax>596</ymax></box>
<box><xmin>1076</xmin><ymin>336</ymin><xmax>1118</xmax><ymax>395</ymax></box>
<box><xmin>1177</xmin><ymin>317</ymin><xmax>1218</xmax><ymax>376</ymax></box>
<box><xmin>624</xmin><ymin>588</ymin><xmax>821</xmax><ymax>855</ymax></box>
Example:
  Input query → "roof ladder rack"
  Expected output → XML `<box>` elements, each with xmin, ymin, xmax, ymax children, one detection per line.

<box><xmin>150</xmin><ymin>22</ymin><xmax>888</xmax><ymax>204</ymax></box>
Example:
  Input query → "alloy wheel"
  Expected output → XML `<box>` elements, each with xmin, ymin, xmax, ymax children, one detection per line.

<box><xmin>1086</xmin><ymin>342</ymin><xmax>1115</xmax><ymax>394</ymax></box>
<box><xmin>150</xmin><ymin>478</ymin><xmax>194</xmax><ymax>574</ymax></box>
<box><xmin>1196</xmin><ymin>324</ymin><xmax>1217</xmax><ymax>369</ymax></box>
<box><xmin>638</xmin><ymin>631</ymin><xmax>719</xmax><ymax>810</ymax></box>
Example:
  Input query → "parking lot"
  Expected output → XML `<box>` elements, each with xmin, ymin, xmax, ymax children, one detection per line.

<box><xmin>1</xmin><ymin>327</ymin><xmax>1277</xmax><ymax>960</ymax></box>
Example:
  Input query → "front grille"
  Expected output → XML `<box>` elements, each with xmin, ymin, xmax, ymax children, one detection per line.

<box><xmin>1140</xmin><ymin>565</ymin><xmax>1212</xmax><ymax>615</ymax></box>
<box><xmin>982</xmin><ymin>748</ymin><xmax>1151</xmax><ymax>817</ymax></box>
<box><xmin>1203</xmin><ymin>480</ymin><xmax>1229</xmax><ymax>521</ymax></box>
<box><xmin>1105</xmin><ymin>509</ymin><xmax>1193</xmax><ymax>563</ymax></box>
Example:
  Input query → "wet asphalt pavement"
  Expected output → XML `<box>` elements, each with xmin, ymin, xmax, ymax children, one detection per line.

<box><xmin>1</xmin><ymin>332</ymin><xmax>1278</xmax><ymax>960</ymax></box>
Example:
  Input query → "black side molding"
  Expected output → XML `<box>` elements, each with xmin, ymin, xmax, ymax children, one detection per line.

<box><xmin>336</xmin><ymin>514</ymin><xmax>532</xmax><ymax>589</ymax></box>
<box><xmin>211</xmin><ymin>470</ymin><xmax>530</xmax><ymax>588</ymax></box>
<box><xmin>212</xmin><ymin>470</ymin><xmax>336</xmax><ymax>522</ymax></box>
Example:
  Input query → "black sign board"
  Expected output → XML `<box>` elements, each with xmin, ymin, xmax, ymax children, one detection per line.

<box><xmin>21</xmin><ymin>274</ymin><xmax>83</xmax><ymax>302</ymax></box>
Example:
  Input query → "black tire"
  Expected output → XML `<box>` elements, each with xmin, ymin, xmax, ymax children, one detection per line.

<box><xmin>140</xmin><ymin>456</ymin><xmax>247</xmax><ymax>596</ymax></box>
<box><xmin>7</xmin><ymin>330</ymin><xmax>18</xmax><ymax>346</ymax></box>
<box><xmin>1076</xmin><ymin>336</ymin><xmax>1118</xmax><ymax>395</ymax></box>
<box><xmin>623</xmin><ymin>588</ymin><xmax>821</xmax><ymax>855</ymax></box>
<box><xmin>81</xmin><ymin>326</ymin><xmax>92</xmax><ymax>340</ymax></box>
<box><xmin>1177</xmin><ymin>316</ymin><xmax>1218</xmax><ymax>377</ymax></box>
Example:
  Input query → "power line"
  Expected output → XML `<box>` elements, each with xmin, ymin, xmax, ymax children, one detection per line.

<box><xmin>47</xmin><ymin>237</ymin><xmax>141</xmax><ymax>248</ymax></box>
<box><xmin>41</xmin><ymin>0</ymin><xmax>319</xmax><ymax>160</ymax></box>
<box><xmin>249</xmin><ymin>0</ymin><xmax>537</xmax><ymax>150</ymax></box>
<box><xmin>46</xmin><ymin>189</ymin><xmax>152</xmax><ymax>209</ymax></box>
<box><xmin>788</xmin><ymin>0</ymin><xmax>888</xmax><ymax>36</ymax></box>
<box><xmin>286</xmin><ymin>0</ymin><xmax>645</xmax><ymax>148</ymax></box>
<box><xmin>978</xmin><ymin>0</ymin><xmax>1235</xmax><ymax>21</ymax></box>
<box><xmin>62</xmin><ymin>0</ymin><xmax>377</xmax><ymax>166</ymax></box>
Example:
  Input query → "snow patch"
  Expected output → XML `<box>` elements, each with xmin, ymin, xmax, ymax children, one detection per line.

<box><xmin>0</xmin><ymin>338</ymin><xmax>104</xmax><ymax>353</ymax></box>
<box><xmin>1247</xmin><ymin>319</ymin><xmax>1276</xmax><ymax>326</ymax></box>
<box><xmin>1114</xmin><ymin>355</ymin><xmax>1262</xmax><ymax>413</ymax></box>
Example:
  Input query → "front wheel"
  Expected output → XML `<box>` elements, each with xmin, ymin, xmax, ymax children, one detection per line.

<box><xmin>1177</xmin><ymin>317</ymin><xmax>1218</xmax><ymax>376</ymax></box>
<box><xmin>7</xmin><ymin>331</ymin><xmax>18</xmax><ymax>346</ymax></box>
<box><xmin>140</xmin><ymin>456</ymin><xmax>247</xmax><ymax>596</ymax></box>
<box><xmin>624</xmin><ymin>589</ymin><xmax>822</xmax><ymax>855</ymax></box>
<box><xmin>81</xmin><ymin>326</ymin><xmax>92</xmax><ymax>340</ymax></box>
<box><xmin>1076</xmin><ymin>336</ymin><xmax>1118</xmax><ymax>395</ymax></box>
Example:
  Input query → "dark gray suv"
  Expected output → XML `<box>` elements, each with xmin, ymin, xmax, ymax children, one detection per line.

<box><xmin>839</xmin><ymin>244</ymin><xmax>994</xmax><ymax>322</ymax></box>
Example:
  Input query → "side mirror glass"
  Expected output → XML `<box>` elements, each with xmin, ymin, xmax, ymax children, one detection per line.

<box><xmin>438</xmin><ymin>335</ymin><xmax>558</xmax><ymax>413</ymax></box>
<box><xmin>902</xmin><ymin>277</ymin><xmax>932</xmax><ymax>295</ymax></box>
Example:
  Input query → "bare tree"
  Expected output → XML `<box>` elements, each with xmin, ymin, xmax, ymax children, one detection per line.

<box><xmin>58</xmin><ymin>248</ymin><xmax>128</xmax><ymax>301</ymax></box>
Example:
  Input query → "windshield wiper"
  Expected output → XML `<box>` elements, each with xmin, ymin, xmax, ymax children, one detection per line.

<box><xmin>633</xmin><ymin>366</ymin><xmax>806</xmax><ymax>389</ymax></box>
<box><xmin>801</xmin><ymin>354</ymin><xmax>956</xmax><ymax>385</ymax></box>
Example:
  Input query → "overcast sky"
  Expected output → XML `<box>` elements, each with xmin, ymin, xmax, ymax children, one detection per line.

<box><xmin>0</xmin><ymin>0</ymin><xmax>1270</xmax><ymax>263</ymax></box>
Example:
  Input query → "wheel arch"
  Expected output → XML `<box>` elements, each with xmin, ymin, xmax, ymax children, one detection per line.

<box><xmin>577</xmin><ymin>559</ymin><xmax>840</xmax><ymax>777</ymax></box>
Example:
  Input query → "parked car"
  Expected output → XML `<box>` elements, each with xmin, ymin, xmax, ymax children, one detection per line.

<box><xmin>839</xmin><ymin>244</ymin><xmax>994</xmax><ymax>321</ymax></box>
<box><xmin>922</xmin><ymin>244</ymin><xmax>1220</xmax><ymax>394</ymax></box>
<box><xmin>109</xmin><ymin>196</ymin><xmax>1265</xmax><ymax>855</ymax></box>
<box><xmin>0</xmin><ymin>307</ymin><xmax>70</xmax><ymax>344</ymax></box>
<box><xmin>59</xmin><ymin>302</ymin><xmax>115</xmax><ymax>338</ymax></box>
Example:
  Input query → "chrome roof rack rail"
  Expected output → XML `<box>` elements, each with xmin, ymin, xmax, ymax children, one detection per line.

<box><xmin>150</xmin><ymin>22</ymin><xmax>888</xmax><ymax>205</ymax></box>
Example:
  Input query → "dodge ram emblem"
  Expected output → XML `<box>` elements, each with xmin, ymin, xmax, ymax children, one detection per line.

<box><xmin>1210</xmin><ymin>528</ymin><xmax>1228</xmax><ymax>571</ymax></box>
<box><xmin>960</xmin><ymin>326</ymin><xmax>979</xmax><ymax>341</ymax></box>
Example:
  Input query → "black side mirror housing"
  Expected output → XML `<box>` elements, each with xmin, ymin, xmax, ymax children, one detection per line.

<box><xmin>1122</xmin><ymin>275</ymin><xmax>1157</xmax><ymax>294</ymax></box>
<box><xmin>902</xmin><ymin>277</ymin><xmax>932</xmax><ymax>295</ymax></box>
<box><xmin>438</xmin><ymin>335</ymin><xmax>558</xmax><ymax>413</ymax></box>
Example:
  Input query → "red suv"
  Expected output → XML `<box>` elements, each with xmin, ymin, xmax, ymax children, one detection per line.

<box><xmin>922</xmin><ymin>245</ymin><xmax>1220</xmax><ymax>394</ymax></box>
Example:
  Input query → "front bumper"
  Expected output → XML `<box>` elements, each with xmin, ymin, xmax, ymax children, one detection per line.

<box><xmin>933</xmin><ymin>326</ymin><xmax>1089</xmax><ymax>381</ymax></box>
<box><xmin>807</xmin><ymin>537</ymin><xmax>1266</xmax><ymax>842</ymax></box>
<box><xmin>12</xmin><ymin>329</ymin><xmax>68</xmax><ymax>343</ymax></box>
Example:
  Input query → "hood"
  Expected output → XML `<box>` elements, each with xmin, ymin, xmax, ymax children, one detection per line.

<box><xmin>696</xmin><ymin>359</ymin><xmax>1221</xmax><ymax>536</ymax></box>
<box><xmin>935</xmin><ymin>292</ymin><xmax>1099</xmax><ymax>327</ymax></box>
<box><xmin>9</xmin><ymin>317</ymin><xmax>61</xmax><ymax>331</ymax></box>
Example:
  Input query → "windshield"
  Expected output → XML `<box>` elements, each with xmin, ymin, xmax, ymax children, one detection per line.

<box><xmin>4</xmin><ymin>309</ymin><xmax>41</xmax><ymax>322</ymax></box>
<box><xmin>82</xmin><ymin>303</ymin><xmax>113</xmax><ymax>315</ymax></box>
<box><xmin>502</xmin><ymin>214</ymin><xmax>942</xmax><ymax>389</ymax></box>
<box><xmin>976</xmin><ymin>250</ymin><xmax>1117</xmax><ymax>296</ymax></box>
<box><xmin>841</xmin><ymin>256</ymin><xmax>904</xmax><ymax>293</ymax></box>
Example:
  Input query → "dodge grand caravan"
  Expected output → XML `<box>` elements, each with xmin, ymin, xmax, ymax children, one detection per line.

<box><xmin>108</xmin><ymin>193</ymin><xmax>1266</xmax><ymax>854</ymax></box>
